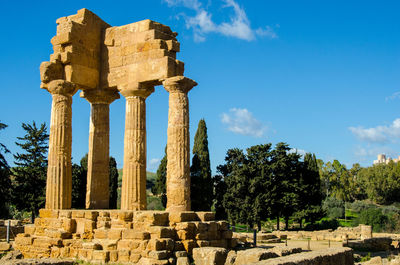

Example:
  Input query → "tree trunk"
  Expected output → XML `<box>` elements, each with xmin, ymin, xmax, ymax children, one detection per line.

<box><xmin>299</xmin><ymin>218</ymin><xmax>303</xmax><ymax>229</ymax></box>
<box><xmin>31</xmin><ymin>210</ymin><xmax>35</xmax><ymax>223</ymax></box>
<box><xmin>276</xmin><ymin>214</ymin><xmax>280</xmax><ymax>230</ymax></box>
<box><xmin>257</xmin><ymin>221</ymin><xmax>261</xmax><ymax>232</ymax></box>
<box><xmin>285</xmin><ymin>216</ymin><xmax>289</xmax><ymax>230</ymax></box>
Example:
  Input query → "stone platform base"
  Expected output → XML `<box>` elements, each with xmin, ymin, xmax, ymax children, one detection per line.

<box><xmin>14</xmin><ymin>209</ymin><xmax>235</xmax><ymax>264</ymax></box>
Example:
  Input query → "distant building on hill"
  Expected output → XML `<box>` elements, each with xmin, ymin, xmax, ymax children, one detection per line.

<box><xmin>373</xmin><ymin>154</ymin><xmax>400</xmax><ymax>165</ymax></box>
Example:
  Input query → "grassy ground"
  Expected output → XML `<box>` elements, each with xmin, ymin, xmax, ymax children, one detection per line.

<box><xmin>338</xmin><ymin>209</ymin><xmax>358</xmax><ymax>227</ymax></box>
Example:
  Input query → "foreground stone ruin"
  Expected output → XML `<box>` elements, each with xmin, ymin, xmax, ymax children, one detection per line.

<box><xmin>14</xmin><ymin>209</ymin><xmax>234</xmax><ymax>264</ymax></box>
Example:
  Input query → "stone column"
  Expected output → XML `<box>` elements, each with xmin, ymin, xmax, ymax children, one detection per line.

<box><xmin>163</xmin><ymin>76</ymin><xmax>197</xmax><ymax>212</ymax></box>
<box><xmin>81</xmin><ymin>89</ymin><xmax>120</xmax><ymax>209</ymax></box>
<box><xmin>45</xmin><ymin>80</ymin><xmax>77</xmax><ymax>209</ymax></box>
<box><xmin>120</xmin><ymin>86</ymin><xmax>154</xmax><ymax>210</ymax></box>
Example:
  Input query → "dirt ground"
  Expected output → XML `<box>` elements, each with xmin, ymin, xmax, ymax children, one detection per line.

<box><xmin>259</xmin><ymin>239</ymin><xmax>344</xmax><ymax>251</ymax></box>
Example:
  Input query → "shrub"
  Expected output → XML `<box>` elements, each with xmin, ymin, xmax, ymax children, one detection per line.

<box><xmin>353</xmin><ymin>208</ymin><xmax>388</xmax><ymax>232</ymax></box>
<box><xmin>323</xmin><ymin>197</ymin><xmax>344</xmax><ymax>219</ymax></box>
<box><xmin>346</xmin><ymin>201</ymin><xmax>375</xmax><ymax>213</ymax></box>
<box><xmin>305</xmin><ymin>218</ymin><xmax>339</xmax><ymax>231</ymax></box>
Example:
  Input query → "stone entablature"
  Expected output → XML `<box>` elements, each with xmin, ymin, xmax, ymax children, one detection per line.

<box><xmin>14</xmin><ymin>210</ymin><xmax>235</xmax><ymax>264</ymax></box>
<box><xmin>40</xmin><ymin>8</ymin><xmax>197</xmax><ymax>211</ymax></box>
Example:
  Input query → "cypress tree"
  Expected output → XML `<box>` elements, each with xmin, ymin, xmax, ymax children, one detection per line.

<box><xmin>0</xmin><ymin>122</ymin><xmax>11</xmax><ymax>218</ymax></box>
<box><xmin>152</xmin><ymin>146</ymin><xmax>167</xmax><ymax>207</ymax></box>
<box><xmin>190</xmin><ymin>119</ymin><xmax>212</xmax><ymax>211</ymax></box>
<box><xmin>109</xmin><ymin>156</ymin><xmax>118</xmax><ymax>209</ymax></box>
<box><xmin>12</xmin><ymin>121</ymin><xmax>48</xmax><ymax>220</ymax></box>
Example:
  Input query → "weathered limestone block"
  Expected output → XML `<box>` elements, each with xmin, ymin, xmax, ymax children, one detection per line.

<box><xmin>163</xmin><ymin>76</ymin><xmax>197</xmax><ymax>212</ymax></box>
<box><xmin>122</xmin><ymin>229</ymin><xmax>150</xmax><ymax>240</ymax></box>
<box><xmin>81</xmin><ymin>89</ymin><xmax>119</xmax><ymax>209</ymax></box>
<box><xmin>269</xmin><ymin>246</ymin><xmax>302</xmax><ymax>257</ymax></box>
<box><xmin>24</xmin><ymin>224</ymin><xmax>36</xmax><ymax>235</ymax></box>
<box><xmin>147</xmin><ymin>239</ymin><xmax>166</xmax><ymax>251</ymax></box>
<box><xmin>120</xmin><ymin>87</ymin><xmax>153</xmax><ymax>210</ymax></box>
<box><xmin>169</xmin><ymin>212</ymin><xmax>198</xmax><ymax>224</ymax></box>
<box><xmin>197</xmin><ymin>212</ymin><xmax>215</xmax><ymax>221</ymax></box>
<box><xmin>149</xmin><ymin>226</ymin><xmax>176</xmax><ymax>239</ymax></box>
<box><xmin>193</xmin><ymin>247</ymin><xmax>228</xmax><ymax>265</ymax></box>
<box><xmin>40</xmin><ymin>61</ymin><xmax>63</xmax><ymax>85</ymax></box>
<box><xmin>118</xmin><ymin>249</ymin><xmax>131</xmax><ymax>262</ymax></box>
<box><xmin>177</xmin><ymin>256</ymin><xmax>191</xmax><ymax>265</ymax></box>
<box><xmin>109</xmin><ymin>249</ymin><xmax>118</xmax><ymax>262</ymax></box>
<box><xmin>51</xmin><ymin>9</ymin><xmax>109</xmax><ymax>89</ymax></box>
<box><xmin>225</xmin><ymin>250</ymin><xmax>237</xmax><ymax>265</ymax></box>
<box><xmin>45</xmin><ymin>80</ymin><xmax>77</xmax><ymax>209</ymax></box>
<box><xmin>252</xmin><ymin>247</ymin><xmax>354</xmax><ymax>265</ymax></box>
<box><xmin>92</xmin><ymin>250</ymin><xmax>110</xmax><ymax>262</ymax></box>
<box><xmin>361</xmin><ymin>224</ymin><xmax>373</xmax><ymax>240</ymax></box>
<box><xmin>234</xmin><ymin>248</ymin><xmax>279</xmax><ymax>264</ymax></box>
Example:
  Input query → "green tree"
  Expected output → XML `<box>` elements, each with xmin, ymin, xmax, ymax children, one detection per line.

<box><xmin>109</xmin><ymin>156</ymin><xmax>118</xmax><ymax>209</ymax></box>
<box><xmin>246</xmin><ymin>143</ymin><xmax>273</xmax><ymax>230</ymax></box>
<box><xmin>152</xmin><ymin>147</ymin><xmax>167</xmax><ymax>207</ymax></box>
<box><xmin>12</xmin><ymin>121</ymin><xmax>48</xmax><ymax>220</ymax></box>
<box><xmin>270</xmin><ymin>142</ymin><xmax>301</xmax><ymax>230</ymax></box>
<box><xmin>212</xmin><ymin>173</ymin><xmax>227</xmax><ymax>220</ymax></box>
<box><xmin>190</xmin><ymin>119</ymin><xmax>213</xmax><ymax>211</ymax></box>
<box><xmin>0</xmin><ymin>122</ymin><xmax>11</xmax><ymax>218</ymax></box>
<box><xmin>71</xmin><ymin>154</ymin><xmax>87</xmax><ymax>209</ymax></box>
<box><xmin>220</xmin><ymin>148</ymin><xmax>253</xmax><ymax>226</ymax></box>
<box><xmin>295</xmin><ymin>153</ymin><xmax>324</xmax><ymax>227</ymax></box>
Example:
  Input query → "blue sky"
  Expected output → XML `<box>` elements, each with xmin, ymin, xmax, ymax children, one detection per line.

<box><xmin>1</xmin><ymin>0</ymin><xmax>399</xmax><ymax>172</ymax></box>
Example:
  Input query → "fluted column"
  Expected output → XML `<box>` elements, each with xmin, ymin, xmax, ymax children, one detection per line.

<box><xmin>163</xmin><ymin>76</ymin><xmax>197</xmax><ymax>212</ymax></box>
<box><xmin>81</xmin><ymin>89</ymin><xmax>120</xmax><ymax>209</ymax></box>
<box><xmin>120</xmin><ymin>86</ymin><xmax>154</xmax><ymax>210</ymax></box>
<box><xmin>45</xmin><ymin>80</ymin><xmax>77</xmax><ymax>209</ymax></box>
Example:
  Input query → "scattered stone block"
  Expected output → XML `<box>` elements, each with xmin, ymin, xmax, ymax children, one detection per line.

<box><xmin>193</xmin><ymin>247</ymin><xmax>228</xmax><ymax>265</ymax></box>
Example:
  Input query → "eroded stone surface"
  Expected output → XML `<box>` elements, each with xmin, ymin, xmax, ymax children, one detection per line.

<box><xmin>14</xmin><ymin>210</ymin><xmax>233</xmax><ymax>264</ymax></box>
<box><xmin>41</xmin><ymin>9</ymin><xmax>195</xmax><ymax>210</ymax></box>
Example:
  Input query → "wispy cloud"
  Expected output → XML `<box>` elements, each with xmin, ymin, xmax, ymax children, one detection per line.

<box><xmin>147</xmin><ymin>158</ymin><xmax>161</xmax><ymax>172</ymax></box>
<box><xmin>221</xmin><ymin>108</ymin><xmax>266</xmax><ymax>137</ymax></box>
<box><xmin>164</xmin><ymin>0</ymin><xmax>278</xmax><ymax>42</ymax></box>
<box><xmin>349</xmin><ymin>118</ymin><xmax>400</xmax><ymax>144</ymax></box>
<box><xmin>386</xmin><ymin>91</ymin><xmax>400</xmax><ymax>101</ymax></box>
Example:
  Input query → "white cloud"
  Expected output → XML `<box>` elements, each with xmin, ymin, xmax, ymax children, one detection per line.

<box><xmin>147</xmin><ymin>158</ymin><xmax>161</xmax><ymax>172</ymax></box>
<box><xmin>255</xmin><ymin>26</ymin><xmax>278</xmax><ymax>39</ymax></box>
<box><xmin>221</xmin><ymin>108</ymin><xmax>266</xmax><ymax>137</ymax></box>
<box><xmin>349</xmin><ymin>118</ymin><xmax>400</xmax><ymax>144</ymax></box>
<box><xmin>386</xmin><ymin>91</ymin><xmax>400</xmax><ymax>101</ymax></box>
<box><xmin>164</xmin><ymin>0</ymin><xmax>277</xmax><ymax>42</ymax></box>
<box><xmin>288</xmin><ymin>148</ymin><xmax>307</xmax><ymax>157</ymax></box>
<box><xmin>353</xmin><ymin>145</ymin><xmax>397</xmax><ymax>162</ymax></box>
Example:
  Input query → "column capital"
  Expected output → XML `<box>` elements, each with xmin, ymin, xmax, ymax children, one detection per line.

<box><xmin>163</xmin><ymin>76</ymin><xmax>197</xmax><ymax>94</ymax></box>
<box><xmin>120</xmin><ymin>85</ymin><xmax>155</xmax><ymax>99</ymax></box>
<box><xmin>80</xmin><ymin>89</ymin><xmax>120</xmax><ymax>104</ymax></box>
<box><xmin>47</xmin><ymin>80</ymin><xmax>77</xmax><ymax>97</ymax></box>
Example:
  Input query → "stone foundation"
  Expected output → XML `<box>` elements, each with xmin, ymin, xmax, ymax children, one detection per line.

<box><xmin>14</xmin><ymin>209</ymin><xmax>235</xmax><ymax>264</ymax></box>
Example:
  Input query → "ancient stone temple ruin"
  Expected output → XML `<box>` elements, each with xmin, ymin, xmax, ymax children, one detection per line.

<box><xmin>14</xmin><ymin>9</ymin><xmax>234</xmax><ymax>264</ymax></box>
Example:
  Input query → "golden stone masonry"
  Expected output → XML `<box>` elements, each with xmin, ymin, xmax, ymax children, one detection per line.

<box><xmin>14</xmin><ymin>9</ymin><xmax>235</xmax><ymax>263</ymax></box>
<box><xmin>39</xmin><ymin>8</ymin><xmax>195</xmax><ymax>211</ymax></box>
